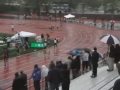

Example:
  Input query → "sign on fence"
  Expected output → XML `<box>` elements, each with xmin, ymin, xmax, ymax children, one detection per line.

<box><xmin>30</xmin><ymin>42</ymin><xmax>46</xmax><ymax>48</ymax></box>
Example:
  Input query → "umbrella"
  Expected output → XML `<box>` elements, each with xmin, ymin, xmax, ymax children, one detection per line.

<box><xmin>68</xmin><ymin>48</ymin><xmax>82</xmax><ymax>56</ymax></box>
<box><xmin>64</xmin><ymin>14</ymin><xmax>75</xmax><ymax>19</ymax></box>
<box><xmin>11</xmin><ymin>31</ymin><xmax>36</xmax><ymax>40</ymax></box>
<box><xmin>100</xmin><ymin>34</ymin><xmax>120</xmax><ymax>45</ymax></box>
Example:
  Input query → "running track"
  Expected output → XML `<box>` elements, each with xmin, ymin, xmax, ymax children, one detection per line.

<box><xmin>0</xmin><ymin>19</ymin><xmax>120</xmax><ymax>90</ymax></box>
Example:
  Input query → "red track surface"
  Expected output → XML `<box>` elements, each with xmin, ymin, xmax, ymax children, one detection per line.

<box><xmin>0</xmin><ymin>19</ymin><xmax>120</xmax><ymax>90</ymax></box>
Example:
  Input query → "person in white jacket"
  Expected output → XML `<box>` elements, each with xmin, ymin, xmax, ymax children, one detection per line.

<box><xmin>41</xmin><ymin>65</ymin><xmax>49</xmax><ymax>90</ymax></box>
<box><xmin>81</xmin><ymin>50</ymin><xmax>89</xmax><ymax>73</ymax></box>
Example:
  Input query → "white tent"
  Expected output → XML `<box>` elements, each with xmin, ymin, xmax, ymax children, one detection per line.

<box><xmin>11</xmin><ymin>31</ymin><xmax>36</xmax><ymax>40</ymax></box>
<box><xmin>64</xmin><ymin>14</ymin><xmax>75</xmax><ymax>18</ymax></box>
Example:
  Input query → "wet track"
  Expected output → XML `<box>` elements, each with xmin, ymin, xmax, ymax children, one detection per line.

<box><xmin>0</xmin><ymin>19</ymin><xmax>120</xmax><ymax>90</ymax></box>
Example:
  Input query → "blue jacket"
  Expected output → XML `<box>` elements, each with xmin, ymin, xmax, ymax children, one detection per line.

<box><xmin>32</xmin><ymin>67</ymin><xmax>41</xmax><ymax>81</ymax></box>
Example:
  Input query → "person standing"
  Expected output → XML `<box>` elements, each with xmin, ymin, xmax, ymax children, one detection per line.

<box><xmin>31</xmin><ymin>64</ymin><xmax>41</xmax><ymax>90</ymax></box>
<box><xmin>53</xmin><ymin>38</ymin><xmax>58</xmax><ymax>55</ymax></box>
<box><xmin>113</xmin><ymin>60</ymin><xmax>120</xmax><ymax>90</ymax></box>
<box><xmin>61</xmin><ymin>64</ymin><xmax>70</xmax><ymax>90</ymax></box>
<box><xmin>113</xmin><ymin>78</ymin><xmax>120</xmax><ymax>90</ymax></box>
<box><xmin>88</xmin><ymin>51</ymin><xmax>92</xmax><ymax>70</ymax></box>
<box><xmin>91</xmin><ymin>47</ymin><xmax>99</xmax><ymax>78</ymax></box>
<box><xmin>107</xmin><ymin>44</ymin><xmax>115</xmax><ymax>71</ymax></box>
<box><xmin>11</xmin><ymin>24</ymin><xmax>15</xmax><ymax>32</ymax></box>
<box><xmin>54</xmin><ymin>38</ymin><xmax>58</xmax><ymax>48</ymax></box>
<box><xmin>75</xmin><ymin>56</ymin><xmax>81</xmax><ymax>75</ymax></box>
<box><xmin>41</xmin><ymin>65</ymin><xmax>49</xmax><ymax>90</ymax></box>
<box><xmin>110</xmin><ymin>20</ymin><xmax>115</xmax><ymax>30</ymax></box>
<box><xmin>114</xmin><ymin>44</ymin><xmax>120</xmax><ymax>71</ymax></box>
<box><xmin>3</xmin><ymin>48</ymin><xmax>9</xmax><ymax>67</ymax></box>
<box><xmin>82</xmin><ymin>50</ymin><xmax>89</xmax><ymax>73</ymax></box>
<box><xmin>20</xmin><ymin>71</ymin><xmax>28</xmax><ymax>90</ymax></box>
<box><xmin>71</xmin><ymin>56</ymin><xmax>80</xmax><ymax>78</ymax></box>
<box><xmin>12</xmin><ymin>72</ymin><xmax>21</xmax><ymax>90</ymax></box>
<box><xmin>47</xmin><ymin>62</ymin><xmax>61</xmax><ymax>90</ymax></box>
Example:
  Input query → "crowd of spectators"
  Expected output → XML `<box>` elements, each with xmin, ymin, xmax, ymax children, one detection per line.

<box><xmin>11</xmin><ymin>47</ymin><xmax>102</xmax><ymax>90</ymax></box>
<box><xmin>11</xmin><ymin>44</ymin><xmax>120</xmax><ymax>90</ymax></box>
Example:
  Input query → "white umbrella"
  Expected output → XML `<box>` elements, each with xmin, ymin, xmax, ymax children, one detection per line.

<box><xmin>11</xmin><ymin>31</ymin><xmax>36</xmax><ymax>39</ymax></box>
<box><xmin>64</xmin><ymin>14</ymin><xmax>75</xmax><ymax>19</ymax></box>
<box><xmin>100</xmin><ymin>34</ymin><xmax>120</xmax><ymax>45</ymax></box>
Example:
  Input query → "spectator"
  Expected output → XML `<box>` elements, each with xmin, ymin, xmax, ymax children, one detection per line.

<box><xmin>107</xmin><ymin>44</ymin><xmax>115</xmax><ymax>71</ymax></box>
<box><xmin>61</xmin><ymin>64</ymin><xmax>70</xmax><ymax>90</ymax></box>
<box><xmin>114</xmin><ymin>44</ymin><xmax>120</xmax><ymax>64</ymax></box>
<box><xmin>49</xmin><ymin>61</ymin><xmax>55</xmax><ymax>70</ymax></box>
<box><xmin>47</xmin><ymin>61</ymin><xmax>61</xmax><ymax>90</ymax></box>
<box><xmin>56</xmin><ymin>61</ymin><xmax>63</xmax><ymax>70</ymax></box>
<box><xmin>75</xmin><ymin>56</ymin><xmax>81</xmax><ymax>75</ymax></box>
<box><xmin>88</xmin><ymin>51</ymin><xmax>92</xmax><ymax>70</ymax></box>
<box><xmin>71</xmin><ymin>56</ymin><xmax>80</xmax><ymax>79</ymax></box>
<box><xmin>91</xmin><ymin>47</ymin><xmax>99</xmax><ymax>78</ymax></box>
<box><xmin>41</xmin><ymin>65</ymin><xmax>49</xmax><ymax>79</ymax></box>
<box><xmin>31</xmin><ymin>64</ymin><xmax>41</xmax><ymax>90</ymax></box>
<box><xmin>113</xmin><ymin>79</ymin><xmax>120</xmax><ymax>90</ymax></box>
<box><xmin>41</xmin><ymin>65</ymin><xmax>49</xmax><ymax>90</ymax></box>
<box><xmin>12</xmin><ymin>72</ymin><xmax>20</xmax><ymax>90</ymax></box>
<box><xmin>20</xmin><ymin>71</ymin><xmax>28</xmax><ymax>90</ymax></box>
<box><xmin>114</xmin><ymin>44</ymin><xmax>120</xmax><ymax>71</ymax></box>
<box><xmin>113</xmin><ymin>60</ymin><xmax>120</xmax><ymax>90</ymax></box>
<box><xmin>66</xmin><ymin>56</ymin><xmax>73</xmax><ymax>69</ymax></box>
<box><xmin>81</xmin><ymin>50</ymin><xmax>89</xmax><ymax>73</ymax></box>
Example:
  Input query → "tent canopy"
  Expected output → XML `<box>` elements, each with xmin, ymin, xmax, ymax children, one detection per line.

<box><xmin>64</xmin><ymin>14</ymin><xmax>75</xmax><ymax>19</ymax></box>
<box><xmin>11</xmin><ymin>31</ymin><xmax>36</xmax><ymax>40</ymax></box>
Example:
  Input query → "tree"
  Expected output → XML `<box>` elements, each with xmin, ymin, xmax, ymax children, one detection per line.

<box><xmin>102</xmin><ymin>0</ymin><xmax>120</xmax><ymax>14</ymax></box>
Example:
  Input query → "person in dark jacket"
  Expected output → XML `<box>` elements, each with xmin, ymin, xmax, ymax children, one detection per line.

<box><xmin>88</xmin><ymin>52</ymin><xmax>92</xmax><ymax>70</ymax></box>
<box><xmin>56</xmin><ymin>61</ymin><xmax>63</xmax><ymax>70</ymax></box>
<box><xmin>114</xmin><ymin>44</ymin><xmax>120</xmax><ymax>73</ymax></box>
<box><xmin>75</xmin><ymin>56</ymin><xmax>81</xmax><ymax>74</ymax></box>
<box><xmin>61</xmin><ymin>64</ymin><xmax>70</xmax><ymax>90</ymax></box>
<box><xmin>71</xmin><ymin>56</ymin><xmax>81</xmax><ymax>78</ymax></box>
<box><xmin>113</xmin><ymin>61</ymin><xmax>120</xmax><ymax>90</ymax></box>
<box><xmin>114</xmin><ymin>44</ymin><xmax>120</xmax><ymax>64</ymax></box>
<box><xmin>107</xmin><ymin>44</ymin><xmax>115</xmax><ymax>71</ymax></box>
<box><xmin>91</xmin><ymin>47</ymin><xmax>99</xmax><ymax>78</ymax></box>
<box><xmin>113</xmin><ymin>79</ymin><xmax>120</xmax><ymax>90</ymax></box>
<box><xmin>12</xmin><ymin>72</ymin><xmax>21</xmax><ymax>90</ymax></box>
<box><xmin>20</xmin><ymin>71</ymin><xmax>28</xmax><ymax>90</ymax></box>
<box><xmin>31</xmin><ymin>64</ymin><xmax>41</xmax><ymax>90</ymax></box>
<box><xmin>47</xmin><ymin>62</ymin><xmax>61</xmax><ymax>90</ymax></box>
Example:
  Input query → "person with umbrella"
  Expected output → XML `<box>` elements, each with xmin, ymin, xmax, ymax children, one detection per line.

<box><xmin>106</xmin><ymin>44</ymin><xmax>115</xmax><ymax>71</ymax></box>
<box><xmin>100</xmin><ymin>34</ymin><xmax>120</xmax><ymax>71</ymax></box>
